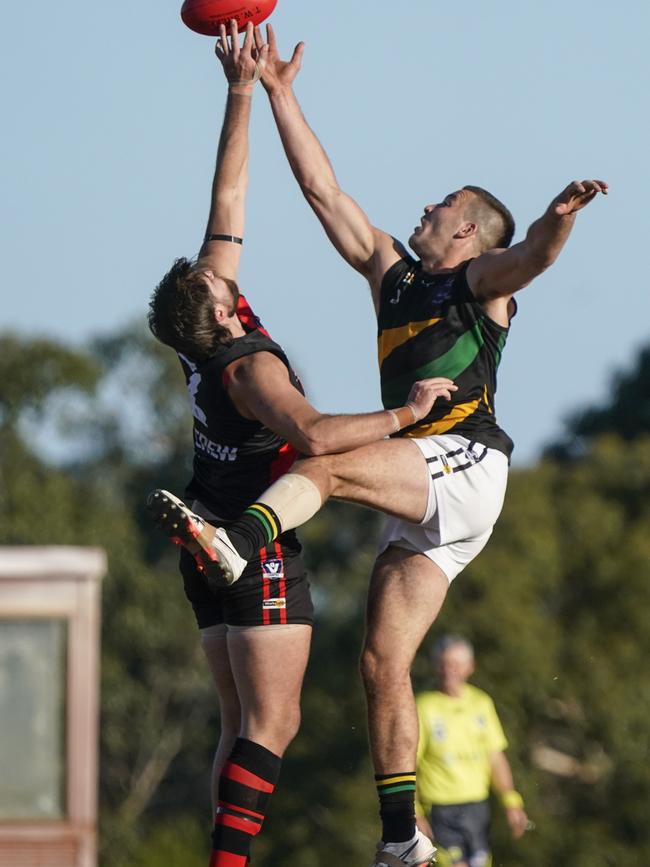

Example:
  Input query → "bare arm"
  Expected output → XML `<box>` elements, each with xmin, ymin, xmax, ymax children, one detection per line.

<box><xmin>195</xmin><ymin>21</ymin><xmax>269</xmax><ymax>280</ymax></box>
<box><xmin>489</xmin><ymin>751</ymin><xmax>529</xmax><ymax>840</ymax></box>
<box><xmin>254</xmin><ymin>25</ymin><xmax>402</xmax><ymax>305</ymax></box>
<box><xmin>226</xmin><ymin>352</ymin><xmax>457</xmax><ymax>455</ymax></box>
<box><xmin>467</xmin><ymin>179</ymin><xmax>609</xmax><ymax>300</ymax></box>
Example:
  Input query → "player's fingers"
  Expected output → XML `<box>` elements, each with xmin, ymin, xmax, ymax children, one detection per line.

<box><xmin>424</xmin><ymin>385</ymin><xmax>449</xmax><ymax>400</ymax></box>
<box><xmin>229</xmin><ymin>18</ymin><xmax>239</xmax><ymax>59</ymax></box>
<box><xmin>256</xmin><ymin>42</ymin><xmax>270</xmax><ymax>75</ymax></box>
<box><xmin>432</xmin><ymin>385</ymin><xmax>456</xmax><ymax>397</ymax></box>
<box><xmin>253</xmin><ymin>24</ymin><xmax>265</xmax><ymax>53</ymax></box>
<box><xmin>217</xmin><ymin>22</ymin><xmax>229</xmax><ymax>56</ymax></box>
<box><xmin>418</xmin><ymin>377</ymin><xmax>451</xmax><ymax>385</ymax></box>
<box><xmin>573</xmin><ymin>188</ymin><xmax>597</xmax><ymax>206</ymax></box>
<box><xmin>421</xmin><ymin>377</ymin><xmax>456</xmax><ymax>388</ymax></box>
<box><xmin>584</xmin><ymin>179</ymin><xmax>608</xmax><ymax>196</ymax></box>
<box><xmin>266</xmin><ymin>22</ymin><xmax>278</xmax><ymax>53</ymax></box>
<box><xmin>291</xmin><ymin>41</ymin><xmax>306</xmax><ymax>68</ymax></box>
<box><xmin>242</xmin><ymin>20</ymin><xmax>254</xmax><ymax>54</ymax></box>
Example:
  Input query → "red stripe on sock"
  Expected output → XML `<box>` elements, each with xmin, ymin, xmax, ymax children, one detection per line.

<box><xmin>217</xmin><ymin>801</ymin><xmax>265</xmax><ymax>822</ymax></box>
<box><xmin>215</xmin><ymin>813</ymin><xmax>262</xmax><ymax>835</ymax></box>
<box><xmin>222</xmin><ymin>761</ymin><xmax>275</xmax><ymax>793</ymax></box>
<box><xmin>209</xmin><ymin>850</ymin><xmax>247</xmax><ymax>867</ymax></box>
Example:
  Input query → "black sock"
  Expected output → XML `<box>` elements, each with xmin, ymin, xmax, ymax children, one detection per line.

<box><xmin>225</xmin><ymin>504</ymin><xmax>283</xmax><ymax>561</ymax></box>
<box><xmin>376</xmin><ymin>772</ymin><xmax>417</xmax><ymax>843</ymax></box>
<box><xmin>210</xmin><ymin>738</ymin><xmax>282</xmax><ymax>866</ymax></box>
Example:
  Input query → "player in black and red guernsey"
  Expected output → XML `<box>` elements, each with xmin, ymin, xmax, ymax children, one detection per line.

<box><xmin>146</xmin><ymin>22</ymin><xmax>456</xmax><ymax>867</ymax></box>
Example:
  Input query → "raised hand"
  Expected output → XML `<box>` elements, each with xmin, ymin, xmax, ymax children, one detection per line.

<box><xmin>406</xmin><ymin>378</ymin><xmax>458</xmax><ymax>421</ymax></box>
<box><xmin>553</xmin><ymin>179</ymin><xmax>609</xmax><ymax>216</ymax></box>
<box><xmin>215</xmin><ymin>20</ymin><xmax>268</xmax><ymax>88</ymax></box>
<box><xmin>253</xmin><ymin>23</ymin><xmax>304</xmax><ymax>93</ymax></box>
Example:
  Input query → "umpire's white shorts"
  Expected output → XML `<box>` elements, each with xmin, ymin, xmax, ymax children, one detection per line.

<box><xmin>377</xmin><ymin>434</ymin><xmax>509</xmax><ymax>582</ymax></box>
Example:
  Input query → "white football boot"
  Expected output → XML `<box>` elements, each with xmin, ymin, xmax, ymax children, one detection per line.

<box><xmin>146</xmin><ymin>489</ymin><xmax>247</xmax><ymax>588</ymax></box>
<box><xmin>371</xmin><ymin>830</ymin><xmax>437</xmax><ymax>867</ymax></box>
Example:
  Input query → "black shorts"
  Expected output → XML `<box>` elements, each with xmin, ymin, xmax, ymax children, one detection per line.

<box><xmin>429</xmin><ymin>800</ymin><xmax>491</xmax><ymax>866</ymax></box>
<box><xmin>179</xmin><ymin>534</ymin><xmax>314</xmax><ymax>629</ymax></box>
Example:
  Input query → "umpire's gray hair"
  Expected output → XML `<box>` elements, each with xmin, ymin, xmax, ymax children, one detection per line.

<box><xmin>430</xmin><ymin>634</ymin><xmax>474</xmax><ymax>663</ymax></box>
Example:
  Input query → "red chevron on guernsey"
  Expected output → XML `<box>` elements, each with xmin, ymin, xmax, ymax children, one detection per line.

<box><xmin>237</xmin><ymin>294</ymin><xmax>270</xmax><ymax>337</ymax></box>
<box><xmin>222</xmin><ymin>761</ymin><xmax>275</xmax><ymax>793</ymax></box>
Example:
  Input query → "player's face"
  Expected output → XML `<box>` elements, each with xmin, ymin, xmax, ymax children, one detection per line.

<box><xmin>436</xmin><ymin>645</ymin><xmax>475</xmax><ymax>693</ymax></box>
<box><xmin>194</xmin><ymin>268</ymin><xmax>236</xmax><ymax>317</ymax></box>
<box><xmin>409</xmin><ymin>190</ymin><xmax>472</xmax><ymax>255</ymax></box>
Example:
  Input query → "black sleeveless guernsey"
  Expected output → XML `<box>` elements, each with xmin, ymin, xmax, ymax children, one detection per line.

<box><xmin>176</xmin><ymin>296</ymin><xmax>313</xmax><ymax>629</ymax></box>
<box><xmin>378</xmin><ymin>255</ymin><xmax>514</xmax><ymax>459</ymax></box>
<box><xmin>178</xmin><ymin>297</ymin><xmax>303</xmax><ymax>521</ymax></box>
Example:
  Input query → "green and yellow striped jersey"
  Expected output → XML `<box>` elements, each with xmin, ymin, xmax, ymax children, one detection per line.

<box><xmin>378</xmin><ymin>255</ymin><xmax>514</xmax><ymax>458</ymax></box>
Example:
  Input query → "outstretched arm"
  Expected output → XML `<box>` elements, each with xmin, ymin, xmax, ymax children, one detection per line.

<box><xmin>254</xmin><ymin>25</ymin><xmax>402</xmax><ymax>305</ymax></box>
<box><xmin>196</xmin><ymin>21</ymin><xmax>269</xmax><ymax>280</ymax></box>
<box><xmin>468</xmin><ymin>179</ymin><xmax>609</xmax><ymax>300</ymax></box>
<box><xmin>226</xmin><ymin>353</ymin><xmax>457</xmax><ymax>456</ymax></box>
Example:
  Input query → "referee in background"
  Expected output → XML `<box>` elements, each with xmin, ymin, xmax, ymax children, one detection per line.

<box><xmin>415</xmin><ymin>635</ymin><xmax>529</xmax><ymax>867</ymax></box>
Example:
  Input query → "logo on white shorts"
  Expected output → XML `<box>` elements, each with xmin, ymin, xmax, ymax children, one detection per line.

<box><xmin>262</xmin><ymin>559</ymin><xmax>284</xmax><ymax>580</ymax></box>
<box><xmin>262</xmin><ymin>598</ymin><xmax>287</xmax><ymax>609</ymax></box>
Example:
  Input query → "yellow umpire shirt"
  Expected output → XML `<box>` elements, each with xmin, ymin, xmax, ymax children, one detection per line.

<box><xmin>415</xmin><ymin>684</ymin><xmax>508</xmax><ymax>812</ymax></box>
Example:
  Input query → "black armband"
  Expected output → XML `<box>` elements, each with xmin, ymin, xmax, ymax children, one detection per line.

<box><xmin>205</xmin><ymin>234</ymin><xmax>243</xmax><ymax>245</ymax></box>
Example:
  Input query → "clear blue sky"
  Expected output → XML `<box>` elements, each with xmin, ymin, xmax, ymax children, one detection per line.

<box><xmin>2</xmin><ymin>0</ymin><xmax>648</xmax><ymax>463</ymax></box>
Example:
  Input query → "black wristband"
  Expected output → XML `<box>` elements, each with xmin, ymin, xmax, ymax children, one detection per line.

<box><xmin>205</xmin><ymin>234</ymin><xmax>243</xmax><ymax>245</ymax></box>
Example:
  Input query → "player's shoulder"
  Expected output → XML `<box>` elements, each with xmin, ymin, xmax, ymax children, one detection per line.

<box><xmin>227</xmin><ymin>349</ymin><xmax>286</xmax><ymax>381</ymax></box>
<box><xmin>376</xmin><ymin>244</ymin><xmax>418</xmax><ymax>297</ymax></box>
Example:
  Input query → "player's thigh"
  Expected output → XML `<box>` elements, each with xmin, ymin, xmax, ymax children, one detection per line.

<box><xmin>227</xmin><ymin>624</ymin><xmax>312</xmax><ymax>718</ymax></box>
<box><xmin>363</xmin><ymin>546</ymin><xmax>448</xmax><ymax>670</ymax></box>
<box><xmin>201</xmin><ymin>626</ymin><xmax>241</xmax><ymax>720</ymax></box>
<box><xmin>180</xmin><ymin>549</ymin><xmax>241</xmax><ymax>724</ymax></box>
<box><xmin>299</xmin><ymin>438</ymin><xmax>430</xmax><ymax>524</ymax></box>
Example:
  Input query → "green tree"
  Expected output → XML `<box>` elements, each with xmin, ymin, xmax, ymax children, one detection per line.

<box><xmin>548</xmin><ymin>344</ymin><xmax>650</xmax><ymax>458</ymax></box>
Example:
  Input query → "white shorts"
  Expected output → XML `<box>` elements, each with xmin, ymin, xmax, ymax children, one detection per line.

<box><xmin>378</xmin><ymin>434</ymin><xmax>509</xmax><ymax>582</ymax></box>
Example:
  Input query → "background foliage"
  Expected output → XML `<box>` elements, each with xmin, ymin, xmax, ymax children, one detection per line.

<box><xmin>2</xmin><ymin>328</ymin><xmax>649</xmax><ymax>867</ymax></box>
